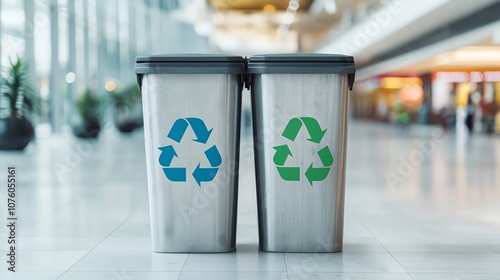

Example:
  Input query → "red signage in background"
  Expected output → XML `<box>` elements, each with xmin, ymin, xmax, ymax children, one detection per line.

<box><xmin>484</xmin><ymin>71</ymin><xmax>500</xmax><ymax>82</ymax></box>
<box><xmin>433</xmin><ymin>71</ymin><xmax>500</xmax><ymax>83</ymax></box>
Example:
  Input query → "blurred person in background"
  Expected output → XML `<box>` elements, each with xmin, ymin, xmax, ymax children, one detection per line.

<box><xmin>417</xmin><ymin>102</ymin><xmax>429</xmax><ymax>124</ymax></box>
<box><xmin>439</xmin><ymin>101</ymin><xmax>456</xmax><ymax>132</ymax></box>
<box><xmin>455</xmin><ymin>83</ymin><xmax>471</xmax><ymax>136</ymax></box>
<box><xmin>480</xmin><ymin>100</ymin><xmax>496</xmax><ymax>134</ymax></box>
<box><xmin>471</xmin><ymin>84</ymin><xmax>483</xmax><ymax>133</ymax></box>
<box><xmin>480</xmin><ymin>83</ymin><xmax>499</xmax><ymax>134</ymax></box>
<box><xmin>465</xmin><ymin>95</ymin><xmax>476</xmax><ymax>133</ymax></box>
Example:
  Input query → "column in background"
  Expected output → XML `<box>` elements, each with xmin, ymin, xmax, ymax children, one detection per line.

<box><xmin>49</xmin><ymin>0</ymin><xmax>63</xmax><ymax>132</ymax></box>
<box><xmin>66</xmin><ymin>0</ymin><xmax>76</xmax><ymax>125</ymax></box>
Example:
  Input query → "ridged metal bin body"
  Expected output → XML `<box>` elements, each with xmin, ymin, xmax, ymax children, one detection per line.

<box><xmin>137</xmin><ymin>55</ymin><xmax>244</xmax><ymax>253</ymax></box>
<box><xmin>249</xmin><ymin>54</ymin><xmax>355</xmax><ymax>252</ymax></box>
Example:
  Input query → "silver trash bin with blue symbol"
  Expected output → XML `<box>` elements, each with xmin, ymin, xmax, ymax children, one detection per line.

<box><xmin>135</xmin><ymin>55</ymin><xmax>244</xmax><ymax>253</ymax></box>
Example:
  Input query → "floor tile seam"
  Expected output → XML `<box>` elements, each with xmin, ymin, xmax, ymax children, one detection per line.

<box><xmin>54</xmin><ymin>217</ymin><xmax>132</xmax><ymax>279</ymax></box>
<box><xmin>179</xmin><ymin>253</ymin><xmax>190</xmax><ymax>275</ymax></box>
<box><xmin>282</xmin><ymin>253</ymin><xmax>290</xmax><ymax>280</ymax></box>
<box><xmin>356</xmin><ymin>218</ymin><xmax>415</xmax><ymax>280</ymax></box>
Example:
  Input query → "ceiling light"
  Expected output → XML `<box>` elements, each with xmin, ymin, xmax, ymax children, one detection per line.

<box><xmin>65</xmin><ymin>72</ymin><xmax>76</xmax><ymax>84</ymax></box>
<box><xmin>105</xmin><ymin>81</ymin><xmax>117</xmax><ymax>92</ymax></box>
<box><xmin>263</xmin><ymin>4</ymin><xmax>276</xmax><ymax>13</ymax></box>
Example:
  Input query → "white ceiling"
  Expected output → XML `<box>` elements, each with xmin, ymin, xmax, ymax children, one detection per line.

<box><xmin>317</xmin><ymin>0</ymin><xmax>499</xmax><ymax>64</ymax></box>
<box><xmin>356</xmin><ymin>20</ymin><xmax>500</xmax><ymax>80</ymax></box>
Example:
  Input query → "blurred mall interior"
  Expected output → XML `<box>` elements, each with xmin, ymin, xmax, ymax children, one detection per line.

<box><xmin>1</xmin><ymin>0</ymin><xmax>500</xmax><ymax>279</ymax></box>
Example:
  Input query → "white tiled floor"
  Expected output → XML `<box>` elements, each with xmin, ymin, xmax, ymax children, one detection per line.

<box><xmin>0</xmin><ymin>120</ymin><xmax>499</xmax><ymax>279</ymax></box>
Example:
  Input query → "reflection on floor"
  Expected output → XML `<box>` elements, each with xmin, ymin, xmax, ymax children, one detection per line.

<box><xmin>0</xmin><ymin>121</ymin><xmax>499</xmax><ymax>280</ymax></box>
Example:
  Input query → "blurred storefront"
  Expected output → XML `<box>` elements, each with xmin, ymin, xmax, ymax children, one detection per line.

<box><xmin>352</xmin><ymin>75</ymin><xmax>424</xmax><ymax>125</ymax></box>
<box><xmin>352</xmin><ymin>70</ymin><xmax>500</xmax><ymax>134</ymax></box>
<box><xmin>352</xmin><ymin>70</ymin><xmax>500</xmax><ymax>131</ymax></box>
<box><xmin>432</xmin><ymin>71</ymin><xmax>500</xmax><ymax>133</ymax></box>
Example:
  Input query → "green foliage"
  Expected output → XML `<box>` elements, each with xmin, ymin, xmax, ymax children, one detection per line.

<box><xmin>110</xmin><ymin>84</ymin><xmax>141</xmax><ymax>113</ymax></box>
<box><xmin>75</xmin><ymin>89</ymin><xmax>105</xmax><ymax>124</ymax></box>
<box><xmin>0</xmin><ymin>57</ymin><xmax>40</xmax><ymax>119</ymax></box>
<box><xmin>394</xmin><ymin>102</ymin><xmax>410</xmax><ymax>124</ymax></box>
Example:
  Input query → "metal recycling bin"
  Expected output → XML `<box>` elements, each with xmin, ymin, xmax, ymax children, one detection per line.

<box><xmin>248</xmin><ymin>54</ymin><xmax>355</xmax><ymax>252</ymax></box>
<box><xmin>135</xmin><ymin>55</ymin><xmax>244</xmax><ymax>253</ymax></box>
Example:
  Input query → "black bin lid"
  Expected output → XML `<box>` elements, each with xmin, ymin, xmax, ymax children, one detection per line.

<box><xmin>247</xmin><ymin>53</ymin><xmax>355</xmax><ymax>89</ymax></box>
<box><xmin>135</xmin><ymin>54</ymin><xmax>246</xmax><ymax>74</ymax></box>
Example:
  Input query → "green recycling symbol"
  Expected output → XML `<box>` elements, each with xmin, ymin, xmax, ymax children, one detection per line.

<box><xmin>273</xmin><ymin>117</ymin><xmax>334</xmax><ymax>186</ymax></box>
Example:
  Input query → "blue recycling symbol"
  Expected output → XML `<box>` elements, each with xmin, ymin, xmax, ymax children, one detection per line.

<box><xmin>158</xmin><ymin>118</ymin><xmax>222</xmax><ymax>187</ymax></box>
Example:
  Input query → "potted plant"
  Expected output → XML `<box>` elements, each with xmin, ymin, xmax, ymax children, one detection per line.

<box><xmin>72</xmin><ymin>89</ymin><xmax>105</xmax><ymax>138</ymax></box>
<box><xmin>110</xmin><ymin>84</ymin><xmax>142</xmax><ymax>133</ymax></box>
<box><xmin>0</xmin><ymin>58</ymin><xmax>39</xmax><ymax>150</ymax></box>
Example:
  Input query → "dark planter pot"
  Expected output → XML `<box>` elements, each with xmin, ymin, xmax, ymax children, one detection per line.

<box><xmin>0</xmin><ymin>117</ymin><xmax>35</xmax><ymax>150</ymax></box>
<box><xmin>72</xmin><ymin>120</ymin><xmax>101</xmax><ymax>138</ymax></box>
<box><xmin>114</xmin><ymin>120</ymin><xmax>136</xmax><ymax>133</ymax></box>
<box><xmin>112</xmin><ymin>108</ymin><xmax>138</xmax><ymax>134</ymax></box>
<box><xmin>111</xmin><ymin>103</ymin><xmax>144</xmax><ymax>133</ymax></box>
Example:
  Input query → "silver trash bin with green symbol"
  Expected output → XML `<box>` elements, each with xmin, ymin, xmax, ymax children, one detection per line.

<box><xmin>135</xmin><ymin>55</ymin><xmax>245</xmax><ymax>253</ymax></box>
<box><xmin>248</xmin><ymin>54</ymin><xmax>355</xmax><ymax>252</ymax></box>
